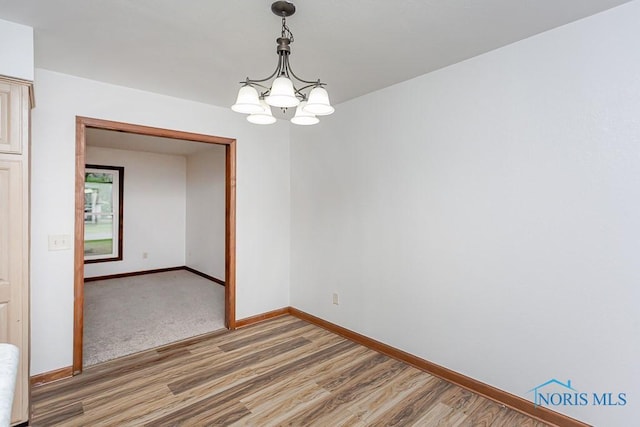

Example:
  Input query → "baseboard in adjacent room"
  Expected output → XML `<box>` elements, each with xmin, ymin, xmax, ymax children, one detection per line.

<box><xmin>84</xmin><ymin>266</ymin><xmax>184</xmax><ymax>282</ymax></box>
<box><xmin>182</xmin><ymin>266</ymin><xmax>225</xmax><ymax>286</ymax></box>
<box><xmin>84</xmin><ymin>266</ymin><xmax>225</xmax><ymax>286</ymax></box>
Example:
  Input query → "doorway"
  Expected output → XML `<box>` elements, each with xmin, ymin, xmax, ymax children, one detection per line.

<box><xmin>73</xmin><ymin>116</ymin><xmax>236</xmax><ymax>374</ymax></box>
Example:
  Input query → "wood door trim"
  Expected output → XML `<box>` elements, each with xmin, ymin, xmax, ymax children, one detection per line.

<box><xmin>73</xmin><ymin>118</ymin><xmax>86</xmax><ymax>375</ymax></box>
<box><xmin>76</xmin><ymin>117</ymin><xmax>235</xmax><ymax>145</ymax></box>
<box><xmin>225</xmin><ymin>141</ymin><xmax>236</xmax><ymax>329</ymax></box>
<box><xmin>73</xmin><ymin>116</ymin><xmax>237</xmax><ymax>374</ymax></box>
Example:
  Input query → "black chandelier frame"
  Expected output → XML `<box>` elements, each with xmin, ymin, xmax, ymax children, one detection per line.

<box><xmin>238</xmin><ymin>1</ymin><xmax>327</xmax><ymax>104</ymax></box>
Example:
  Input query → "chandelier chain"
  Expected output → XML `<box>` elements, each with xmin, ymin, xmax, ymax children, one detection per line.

<box><xmin>281</xmin><ymin>16</ymin><xmax>294</xmax><ymax>42</ymax></box>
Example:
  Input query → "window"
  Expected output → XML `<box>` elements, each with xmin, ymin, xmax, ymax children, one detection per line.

<box><xmin>84</xmin><ymin>165</ymin><xmax>124</xmax><ymax>263</ymax></box>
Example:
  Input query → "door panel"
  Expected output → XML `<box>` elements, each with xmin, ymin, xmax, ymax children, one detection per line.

<box><xmin>0</xmin><ymin>82</ymin><xmax>22</xmax><ymax>154</ymax></box>
<box><xmin>0</xmin><ymin>158</ymin><xmax>26</xmax><ymax>424</ymax></box>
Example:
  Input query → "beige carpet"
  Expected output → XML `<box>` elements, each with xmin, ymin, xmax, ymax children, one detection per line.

<box><xmin>83</xmin><ymin>269</ymin><xmax>225</xmax><ymax>367</ymax></box>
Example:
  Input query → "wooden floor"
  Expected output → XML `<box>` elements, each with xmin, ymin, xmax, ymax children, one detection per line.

<box><xmin>32</xmin><ymin>315</ymin><xmax>550</xmax><ymax>426</ymax></box>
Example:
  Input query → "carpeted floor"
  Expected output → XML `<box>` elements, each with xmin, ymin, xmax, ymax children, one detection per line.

<box><xmin>83</xmin><ymin>269</ymin><xmax>225</xmax><ymax>367</ymax></box>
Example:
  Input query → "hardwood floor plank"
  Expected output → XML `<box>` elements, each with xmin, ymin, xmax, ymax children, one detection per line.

<box><xmin>368</xmin><ymin>377</ymin><xmax>453</xmax><ymax>426</ymax></box>
<box><xmin>129</xmin><ymin>326</ymin><xmax>348</xmax><ymax>425</ymax></box>
<box><xmin>30</xmin><ymin>402</ymin><xmax>83</xmax><ymax>426</ymax></box>
<box><xmin>145</xmin><ymin>339</ymin><xmax>358</xmax><ymax>425</ymax></box>
<box><xmin>218</xmin><ymin>319</ymin><xmax>308</xmax><ymax>352</ymax></box>
<box><xmin>466</xmin><ymin>400</ymin><xmax>504</xmax><ymax>426</ymax></box>
<box><xmin>316</xmin><ymin>352</ymin><xmax>390</xmax><ymax>391</ymax></box>
<box><xmin>154</xmin><ymin>328</ymin><xmax>229</xmax><ymax>353</ymax></box>
<box><xmin>146</xmin><ymin>398</ymin><xmax>252</xmax><ymax>427</ymax></box>
<box><xmin>75</xmin><ymin>323</ymin><xmax>319</xmax><ymax>415</ymax></box>
<box><xmin>184</xmin><ymin>314</ymin><xmax>299</xmax><ymax>355</ymax></box>
<box><xmin>168</xmin><ymin>336</ymin><xmax>311</xmax><ymax>394</ymax></box>
<box><xmin>295</xmin><ymin>359</ymin><xmax>413</xmax><ymax>425</ymax></box>
<box><xmin>251</xmin><ymin>356</ymin><xmax>391</xmax><ymax>425</ymax></box>
<box><xmin>289</xmin><ymin>357</ymin><xmax>409</xmax><ymax>425</ymax></box>
<box><xmin>172</xmin><ymin>326</ymin><xmax>348</xmax><ymax>404</ymax></box>
<box><xmin>199</xmin><ymin>402</ymin><xmax>253</xmax><ymax>426</ymax></box>
<box><xmin>346</xmin><ymin>368</ymin><xmax>435</xmax><ymax>425</ymax></box>
<box><xmin>32</xmin><ymin>346</ymin><xmax>193</xmax><ymax>404</ymax></box>
<box><xmin>31</xmin><ymin>315</ymin><xmax>551</xmax><ymax>427</ymax></box>
<box><xmin>410</xmin><ymin>401</ymin><xmax>468</xmax><ymax>426</ymax></box>
<box><xmin>239</xmin><ymin>345</ymin><xmax>371</xmax><ymax>410</ymax></box>
<box><xmin>79</xmin><ymin>387</ymin><xmax>175</xmax><ymax>426</ymax></box>
<box><xmin>234</xmin><ymin>346</ymin><xmax>376</xmax><ymax>426</ymax></box>
<box><xmin>508</xmin><ymin>412</ymin><xmax>552</xmax><ymax>427</ymax></box>
<box><xmin>234</xmin><ymin>383</ymin><xmax>331</xmax><ymax>426</ymax></box>
<box><xmin>86</xmin><ymin>338</ymin><xmax>326</xmax><ymax>426</ymax></box>
<box><xmin>32</xmin><ymin>346</ymin><xmax>203</xmax><ymax>417</ymax></box>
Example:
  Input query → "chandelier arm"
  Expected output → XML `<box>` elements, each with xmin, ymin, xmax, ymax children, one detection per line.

<box><xmin>244</xmin><ymin>82</ymin><xmax>271</xmax><ymax>90</ymax></box>
<box><xmin>289</xmin><ymin>83</ymin><xmax>306</xmax><ymax>100</ymax></box>
<box><xmin>285</xmin><ymin>55</ymin><xmax>324</xmax><ymax>86</ymax></box>
<box><xmin>244</xmin><ymin>55</ymin><xmax>285</xmax><ymax>85</ymax></box>
<box><xmin>295</xmin><ymin>83</ymin><xmax>321</xmax><ymax>93</ymax></box>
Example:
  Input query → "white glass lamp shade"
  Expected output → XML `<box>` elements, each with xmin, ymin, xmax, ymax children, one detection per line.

<box><xmin>231</xmin><ymin>85</ymin><xmax>263</xmax><ymax>114</ymax></box>
<box><xmin>247</xmin><ymin>99</ymin><xmax>277</xmax><ymax>125</ymax></box>
<box><xmin>265</xmin><ymin>76</ymin><xmax>300</xmax><ymax>108</ymax></box>
<box><xmin>291</xmin><ymin>102</ymin><xmax>319</xmax><ymax>126</ymax></box>
<box><xmin>303</xmin><ymin>86</ymin><xmax>335</xmax><ymax>116</ymax></box>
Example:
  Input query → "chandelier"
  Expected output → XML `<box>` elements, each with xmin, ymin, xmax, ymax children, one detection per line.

<box><xmin>231</xmin><ymin>1</ymin><xmax>334</xmax><ymax>125</ymax></box>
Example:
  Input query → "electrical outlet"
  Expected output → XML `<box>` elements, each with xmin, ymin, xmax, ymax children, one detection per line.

<box><xmin>48</xmin><ymin>234</ymin><xmax>72</xmax><ymax>251</ymax></box>
<box><xmin>332</xmin><ymin>292</ymin><xmax>339</xmax><ymax>305</ymax></box>
<box><xmin>143</xmin><ymin>252</ymin><xmax>148</xmax><ymax>259</ymax></box>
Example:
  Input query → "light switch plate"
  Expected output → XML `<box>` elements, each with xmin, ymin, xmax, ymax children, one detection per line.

<box><xmin>48</xmin><ymin>234</ymin><xmax>72</xmax><ymax>251</ymax></box>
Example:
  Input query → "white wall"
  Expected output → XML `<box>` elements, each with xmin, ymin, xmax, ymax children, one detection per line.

<box><xmin>85</xmin><ymin>146</ymin><xmax>187</xmax><ymax>277</ymax></box>
<box><xmin>290</xmin><ymin>2</ymin><xmax>640</xmax><ymax>426</ymax></box>
<box><xmin>0</xmin><ymin>18</ymin><xmax>34</xmax><ymax>81</ymax></box>
<box><xmin>31</xmin><ymin>69</ymin><xmax>291</xmax><ymax>375</ymax></box>
<box><xmin>186</xmin><ymin>146</ymin><xmax>226</xmax><ymax>280</ymax></box>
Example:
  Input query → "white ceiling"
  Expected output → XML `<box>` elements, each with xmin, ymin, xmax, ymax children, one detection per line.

<box><xmin>0</xmin><ymin>0</ymin><xmax>631</xmax><ymax>109</ymax></box>
<box><xmin>87</xmin><ymin>127</ymin><xmax>223</xmax><ymax>156</ymax></box>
